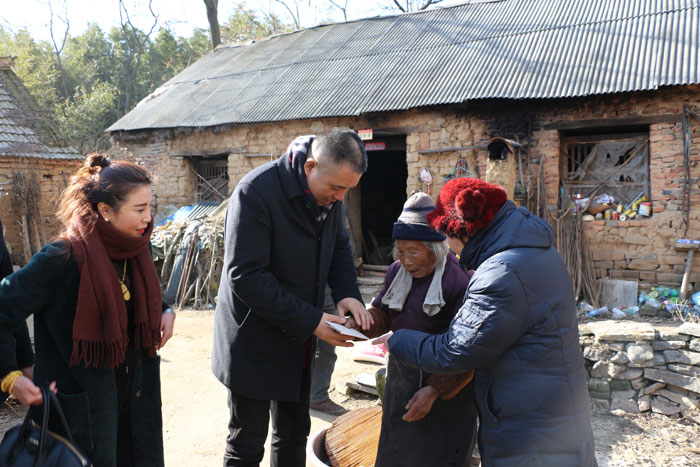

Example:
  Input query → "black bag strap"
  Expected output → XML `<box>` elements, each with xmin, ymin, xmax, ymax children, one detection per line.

<box><xmin>44</xmin><ymin>389</ymin><xmax>75</xmax><ymax>443</ymax></box>
<box><xmin>35</xmin><ymin>386</ymin><xmax>51</xmax><ymax>467</ymax></box>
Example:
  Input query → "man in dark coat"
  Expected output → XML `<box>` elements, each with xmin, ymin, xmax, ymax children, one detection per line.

<box><xmin>212</xmin><ymin>128</ymin><xmax>372</xmax><ymax>467</ymax></box>
<box><xmin>383</xmin><ymin>178</ymin><xmax>597</xmax><ymax>466</ymax></box>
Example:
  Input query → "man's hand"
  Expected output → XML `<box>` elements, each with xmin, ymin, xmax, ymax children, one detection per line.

<box><xmin>313</xmin><ymin>312</ymin><xmax>355</xmax><ymax>347</ymax></box>
<box><xmin>156</xmin><ymin>311</ymin><xmax>176</xmax><ymax>350</ymax></box>
<box><xmin>403</xmin><ymin>385</ymin><xmax>439</xmax><ymax>422</ymax></box>
<box><xmin>13</xmin><ymin>378</ymin><xmax>57</xmax><ymax>406</ymax></box>
<box><xmin>337</xmin><ymin>297</ymin><xmax>373</xmax><ymax>330</ymax></box>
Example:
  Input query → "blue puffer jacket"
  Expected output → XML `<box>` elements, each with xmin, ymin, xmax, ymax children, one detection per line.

<box><xmin>388</xmin><ymin>201</ymin><xmax>597</xmax><ymax>466</ymax></box>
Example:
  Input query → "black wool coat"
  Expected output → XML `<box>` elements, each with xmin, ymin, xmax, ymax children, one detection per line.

<box><xmin>0</xmin><ymin>243</ymin><xmax>164</xmax><ymax>467</ymax></box>
<box><xmin>212</xmin><ymin>154</ymin><xmax>363</xmax><ymax>402</ymax></box>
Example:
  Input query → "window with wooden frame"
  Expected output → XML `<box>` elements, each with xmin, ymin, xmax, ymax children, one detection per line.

<box><xmin>193</xmin><ymin>156</ymin><xmax>229</xmax><ymax>202</ymax></box>
<box><xmin>560</xmin><ymin>129</ymin><xmax>650</xmax><ymax>214</ymax></box>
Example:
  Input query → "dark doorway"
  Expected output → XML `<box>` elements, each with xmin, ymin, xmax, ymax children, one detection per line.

<box><xmin>360</xmin><ymin>134</ymin><xmax>407</xmax><ymax>265</ymax></box>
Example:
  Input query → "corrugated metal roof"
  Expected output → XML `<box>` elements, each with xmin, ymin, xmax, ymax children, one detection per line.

<box><xmin>0</xmin><ymin>67</ymin><xmax>83</xmax><ymax>160</ymax></box>
<box><xmin>187</xmin><ymin>200</ymin><xmax>221</xmax><ymax>220</ymax></box>
<box><xmin>109</xmin><ymin>0</ymin><xmax>700</xmax><ymax>132</ymax></box>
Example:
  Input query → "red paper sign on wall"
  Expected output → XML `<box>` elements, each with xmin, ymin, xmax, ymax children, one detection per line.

<box><xmin>357</xmin><ymin>129</ymin><xmax>373</xmax><ymax>140</ymax></box>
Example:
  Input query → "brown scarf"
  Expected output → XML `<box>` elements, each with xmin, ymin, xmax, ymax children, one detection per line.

<box><xmin>68</xmin><ymin>214</ymin><xmax>162</xmax><ymax>369</ymax></box>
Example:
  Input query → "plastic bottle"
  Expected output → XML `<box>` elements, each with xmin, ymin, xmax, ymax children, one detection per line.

<box><xmin>585</xmin><ymin>306</ymin><xmax>609</xmax><ymax>318</ymax></box>
<box><xmin>649</xmin><ymin>288</ymin><xmax>660</xmax><ymax>299</ymax></box>
<box><xmin>577</xmin><ymin>301</ymin><xmax>594</xmax><ymax>315</ymax></box>
<box><xmin>645</xmin><ymin>297</ymin><xmax>662</xmax><ymax>309</ymax></box>
<box><xmin>638</xmin><ymin>292</ymin><xmax>648</xmax><ymax>304</ymax></box>
<box><xmin>692</xmin><ymin>291</ymin><xmax>700</xmax><ymax>307</ymax></box>
<box><xmin>656</xmin><ymin>287</ymin><xmax>670</xmax><ymax>299</ymax></box>
<box><xmin>611</xmin><ymin>307</ymin><xmax>626</xmax><ymax>319</ymax></box>
<box><xmin>669</xmin><ymin>289</ymin><xmax>679</xmax><ymax>298</ymax></box>
<box><xmin>625</xmin><ymin>306</ymin><xmax>639</xmax><ymax>316</ymax></box>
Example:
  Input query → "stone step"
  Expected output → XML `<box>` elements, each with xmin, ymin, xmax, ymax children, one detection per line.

<box><xmin>357</xmin><ymin>276</ymin><xmax>385</xmax><ymax>286</ymax></box>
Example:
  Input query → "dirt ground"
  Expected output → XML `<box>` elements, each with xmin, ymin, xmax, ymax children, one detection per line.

<box><xmin>2</xmin><ymin>308</ymin><xmax>700</xmax><ymax>466</ymax></box>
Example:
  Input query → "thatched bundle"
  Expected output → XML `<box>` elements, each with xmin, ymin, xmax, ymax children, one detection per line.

<box><xmin>151</xmin><ymin>203</ymin><xmax>226</xmax><ymax>309</ymax></box>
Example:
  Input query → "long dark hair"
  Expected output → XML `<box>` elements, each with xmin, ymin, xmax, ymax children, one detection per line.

<box><xmin>57</xmin><ymin>153</ymin><xmax>153</xmax><ymax>240</ymax></box>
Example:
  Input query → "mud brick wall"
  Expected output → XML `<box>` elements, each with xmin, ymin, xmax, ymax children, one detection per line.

<box><xmin>113</xmin><ymin>85</ymin><xmax>700</xmax><ymax>287</ymax></box>
<box><xmin>0</xmin><ymin>156</ymin><xmax>81</xmax><ymax>265</ymax></box>
<box><xmin>580</xmin><ymin>321</ymin><xmax>700</xmax><ymax>423</ymax></box>
<box><xmin>577</xmin><ymin>87</ymin><xmax>700</xmax><ymax>290</ymax></box>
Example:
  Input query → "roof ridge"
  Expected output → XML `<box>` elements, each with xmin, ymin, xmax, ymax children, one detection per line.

<box><xmin>170</xmin><ymin>3</ymin><xmax>699</xmax><ymax>86</ymax></box>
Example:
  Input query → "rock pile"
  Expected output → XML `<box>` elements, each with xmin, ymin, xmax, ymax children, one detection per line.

<box><xmin>580</xmin><ymin>320</ymin><xmax>700</xmax><ymax>423</ymax></box>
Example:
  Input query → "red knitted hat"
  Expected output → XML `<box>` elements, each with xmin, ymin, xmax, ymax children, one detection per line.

<box><xmin>427</xmin><ymin>178</ymin><xmax>507</xmax><ymax>237</ymax></box>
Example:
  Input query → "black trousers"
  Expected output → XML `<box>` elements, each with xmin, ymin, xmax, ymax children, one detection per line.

<box><xmin>224</xmin><ymin>370</ymin><xmax>312</xmax><ymax>467</ymax></box>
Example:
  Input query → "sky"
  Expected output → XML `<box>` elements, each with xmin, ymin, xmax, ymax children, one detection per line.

<box><xmin>0</xmin><ymin>0</ymin><xmax>400</xmax><ymax>42</ymax></box>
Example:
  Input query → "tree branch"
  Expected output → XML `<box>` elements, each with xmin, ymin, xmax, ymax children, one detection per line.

<box><xmin>47</xmin><ymin>0</ymin><xmax>70</xmax><ymax>99</ymax></box>
<box><xmin>419</xmin><ymin>0</ymin><xmax>442</xmax><ymax>10</ymax></box>
<box><xmin>328</xmin><ymin>0</ymin><xmax>348</xmax><ymax>21</ymax></box>
<box><xmin>393</xmin><ymin>0</ymin><xmax>407</xmax><ymax>13</ymax></box>
<box><xmin>273</xmin><ymin>0</ymin><xmax>301</xmax><ymax>29</ymax></box>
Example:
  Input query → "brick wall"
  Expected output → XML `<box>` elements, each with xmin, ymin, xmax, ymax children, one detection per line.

<box><xmin>0</xmin><ymin>156</ymin><xmax>81</xmax><ymax>265</ymax></box>
<box><xmin>113</xmin><ymin>84</ymin><xmax>700</xmax><ymax>291</ymax></box>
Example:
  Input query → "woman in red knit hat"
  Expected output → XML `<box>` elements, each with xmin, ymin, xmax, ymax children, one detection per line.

<box><xmin>382</xmin><ymin>177</ymin><xmax>597</xmax><ymax>466</ymax></box>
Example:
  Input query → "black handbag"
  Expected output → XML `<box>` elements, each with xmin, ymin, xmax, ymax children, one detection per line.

<box><xmin>0</xmin><ymin>386</ymin><xmax>91</xmax><ymax>466</ymax></box>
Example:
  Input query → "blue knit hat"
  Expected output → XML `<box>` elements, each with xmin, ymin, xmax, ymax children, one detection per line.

<box><xmin>392</xmin><ymin>192</ymin><xmax>446</xmax><ymax>241</ymax></box>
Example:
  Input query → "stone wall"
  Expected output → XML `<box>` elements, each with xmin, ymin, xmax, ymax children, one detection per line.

<box><xmin>112</xmin><ymin>85</ymin><xmax>700</xmax><ymax>290</ymax></box>
<box><xmin>0</xmin><ymin>156</ymin><xmax>81</xmax><ymax>265</ymax></box>
<box><xmin>580</xmin><ymin>320</ymin><xmax>700</xmax><ymax>422</ymax></box>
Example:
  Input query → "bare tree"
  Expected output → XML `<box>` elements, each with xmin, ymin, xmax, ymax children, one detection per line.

<box><xmin>328</xmin><ymin>0</ymin><xmax>348</xmax><ymax>21</ymax></box>
<box><xmin>203</xmin><ymin>0</ymin><xmax>221</xmax><ymax>49</ymax></box>
<box><xmin>273</xmin><ymin>0</ymin><xmax>305</xmax><ymax>30</ymax></box>
<box><xmin>118</xmin><ymin>0</ymin><xmax>159</xmax><ymax>112</ymax></box>
<box><xmin>392</xmin><ymin>0</ymin><xmax>443</xmax><ymax>13</ymax></box>
<box><xmin>47</xmin><ymin>0</ymin><xmax>70</xmax><ymax>98</ymax></box>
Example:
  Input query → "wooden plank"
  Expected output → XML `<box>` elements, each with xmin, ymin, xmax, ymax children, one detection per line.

<box><xmin>542</xmin><ymin>114</ymin><xmax>681</xmax><ymax>130</ymax></box>
<box><xmin>560</xmin><ymin>133</ymin><xmax>649</xmax><ymax>144</ymax></box>
<box><xmin>170</xmin><ymin>147</ymin><xmax>246</xmax><ymax>157</ymax></box>
<box><xmin>344</xmin><ymin>381</ymin><xmax>379</xmax><ymax>396</ymax></box>
<box><xmin>418</xmin><ymin>145</ymin><xmax>488</xmax><ymax>154</ymax></box>
<box><xmin>363</xmin><ymin>264</ymin><xmax>389</xmax><ymax>272</ymax></box>
<box><xmin>371</xmin><ymin>126</ymin><xmax>420</xmax><ymax>135</ymax></box>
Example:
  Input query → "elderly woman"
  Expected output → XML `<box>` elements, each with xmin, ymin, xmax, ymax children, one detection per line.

<box><xmin>347</xmin><ymin>192</ymin><xmax>477</xmax><ymax>467</ymax></box>
<box><xmin>386</xmin><ymin>178</ymin><xmax>597</xmax><ymax>466</ymax></box>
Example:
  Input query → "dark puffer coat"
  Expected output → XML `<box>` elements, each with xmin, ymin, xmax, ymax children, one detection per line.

<box><xmin>388</xmin><ymin>201</ymin><xmax>597</xmax><ymax>466</ymax></box>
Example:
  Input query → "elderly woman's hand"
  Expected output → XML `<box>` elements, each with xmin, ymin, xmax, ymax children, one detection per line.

<box><xmin>402</xmin><ymin>385</ymin><xmax>439</xmax><ymax>422</ymax></box>
<box><xmin>371</xmin><ymin>332</ymin><xmax>392</xmax><ymax>347</ymax></box>
<box><xmin>337</xmin><ymin>297</ymin><xmax>373</xmax><ymax>330</ymax></box>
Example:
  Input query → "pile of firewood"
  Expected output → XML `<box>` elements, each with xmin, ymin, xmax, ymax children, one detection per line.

<box><xmin>151</xmin><ymin>213</ymin><xmax>225</xmax><ymax>309</ymax></box>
